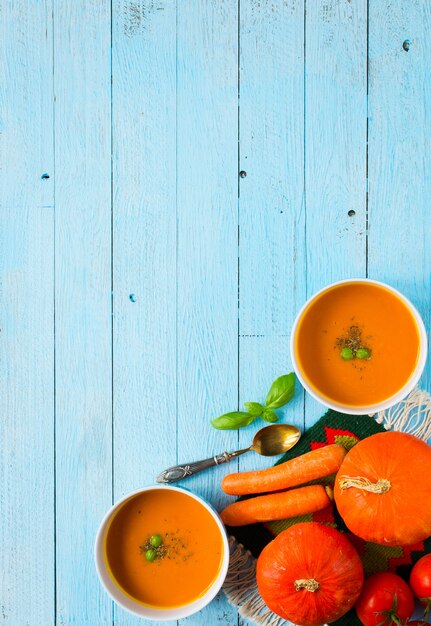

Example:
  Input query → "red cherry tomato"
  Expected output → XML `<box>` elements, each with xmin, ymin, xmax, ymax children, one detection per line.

<box><xmin>410</xmin><ymin>554</ymin><xmax>431</xmax><ymax>607</ymax></box>
<box><xmin>356</xmin><ymin>572</ymin><xmax>415</xmax><ymax>626</ymax></box>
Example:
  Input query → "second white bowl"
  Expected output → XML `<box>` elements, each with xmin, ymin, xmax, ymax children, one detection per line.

<box><xmin>94</xmin><ymin>485</ymin><xmax>230</xmax><ymax>621</ymax></box>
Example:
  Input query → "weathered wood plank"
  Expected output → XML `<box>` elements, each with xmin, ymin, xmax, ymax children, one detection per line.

<box><xmin>54</xmin><ymin>1</ymin><xmax>112</xmax><ymax>624</ymax></box>
<box><xmin>237</xmin><ymin>0</ymin><xmax>305</xmax><ymax>493</ymax></box>
<box><xmin>0</xmin><ymin>1</ymin><xmax>55</xmax><ymax>623</ymax></box>
<box><xmin>176</xmin><ymin>1</ymin><xmax>239</xmax><ymax>624</ymax></box>
<box><xmin>112</xmin><ymin>1</ymin><xmax>177</xmax><ymax>624</ymax></box>
<box><xmin>237</xmin><ymin>4</ymin><xmax>305</xmax><ymax>615</ymax></box>
<box><xmin>368</xmin><ymin>0</ymin><xmax>431</xmax><ymax>389</ymax></box>
<box><xmin>305</xmin><ymin>0</ymin><xmax>367</xmax><ymax>424</ymax></box>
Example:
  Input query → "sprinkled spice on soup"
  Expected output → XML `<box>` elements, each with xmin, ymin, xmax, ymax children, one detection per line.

<box><xmin>336</xmin><ymin>324</ymin><xmax>371</xmax><ymax>361</ymax></box>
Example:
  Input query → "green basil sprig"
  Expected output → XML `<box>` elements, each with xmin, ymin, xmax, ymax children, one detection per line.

<box><xmin>211</xmin><ymin>373</ymin><xmax>296</xmax><ymax>430</ymax></box>
<box><xmin>210</xmin><ymin>412</ymin><xmax>256</xmax><ymax>430</ymax></box>
<box><xmin>265</xmin><ymin>373</ymin><xmax>295</xmax><ymax>408</ymax></box>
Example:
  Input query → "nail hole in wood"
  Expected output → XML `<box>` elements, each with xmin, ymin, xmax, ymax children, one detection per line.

<box><xmin>41</xmin><ymin>173</ymin><xmax>50</xmax><ymax>179</ymax></box>
<box><xmin>129</xmin><ymin>293</ymin><xmax>137</xmax><ymax>302</ymax></box>
<box><xmin>348</xmin><ymin>210</ymin><xmax>356</xmax><ymax>217</ymax></box>
<box><xmin>239</xmin><ymin>171</ymin><xmax>247</xmax><ymax>178</ymax></box>
<box><xmin>403</xmin><ymin>40</ymin><xmax>410</xmax><ymax>51</ymax></box>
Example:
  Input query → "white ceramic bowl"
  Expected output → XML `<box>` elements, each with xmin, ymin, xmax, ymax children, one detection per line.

<box><xmin>290</xmin><ymin>278</ymin><xmax>428</xmax><ymax>415</ymax></box>
<box><xmin>95</xmin><ymin>485</ymin><xmax>230</xmax><ymax>621</ymax></box>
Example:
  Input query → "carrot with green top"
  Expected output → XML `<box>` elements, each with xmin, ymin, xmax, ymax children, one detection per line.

<box><xmin>220</xmin><ymin>484</ymin><xmax>333</xmax><ymax>526</ymax></box>
<box><xmin>222</xmin><ymin>444</ymin><xmax>346</xmax><ymax>496</ymax></box>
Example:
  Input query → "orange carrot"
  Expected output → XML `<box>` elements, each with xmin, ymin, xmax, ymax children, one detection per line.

<box><xmin>220</xmin><ymin>484</ymin><xmax>333</xmax><ymax>526</ymax></box>
<box><xmin>222</xmin><ymin>444</ymin><xmax>346</xmax><ymax>496</ymax></box>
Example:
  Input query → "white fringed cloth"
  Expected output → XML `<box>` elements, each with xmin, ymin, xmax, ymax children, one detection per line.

<box><xmin>222</xmin><ymin>387</ymin><xmax>431</xmax><ymax>626</ymax></box>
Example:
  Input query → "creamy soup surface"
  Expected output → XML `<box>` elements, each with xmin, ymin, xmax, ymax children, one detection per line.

<box><xmin>105</xmin><ymin>489</ymin><xmax>224</xmax><ymax>608</ymax></box>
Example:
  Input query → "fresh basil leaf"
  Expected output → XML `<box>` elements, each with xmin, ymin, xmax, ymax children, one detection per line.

<box><xmin>261</xmin><ymin>408</ymin><xmax>278</xmax><ymax>423</ymax></box>
<box><xmin>243</xmin><ymin>401</ymin><xmax>264</xmax><ymax>417</ymax></box>
<box><xmin>211</xmin><ymin>411</ymin><xmax>256</xmax><ymax>430</ymax></box>
<box><xmin>265</xmin><ymin>373</ymin><xmax>295</xmax><ymax>409</ymax></box>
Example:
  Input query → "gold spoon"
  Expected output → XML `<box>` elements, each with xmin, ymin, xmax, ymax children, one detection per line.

<box><xmin>156</xmin><ymin>423</ymin><xmax>301</xmax><ymax>483</ymax></box>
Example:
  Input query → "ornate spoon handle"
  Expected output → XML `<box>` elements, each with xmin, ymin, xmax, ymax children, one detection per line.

<box><xmin>156</xmin><ymin>449</ymin><xmax>249</xmax><ymax>483</ymax></box>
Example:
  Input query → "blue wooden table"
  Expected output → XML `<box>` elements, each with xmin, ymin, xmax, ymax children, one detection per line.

<box><xmin>1</xmin><ymin>1</ymin><xmax>430</xmax><ymax>625</ymax></box>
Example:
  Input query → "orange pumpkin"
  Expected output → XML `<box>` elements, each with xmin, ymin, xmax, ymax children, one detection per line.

<box><xmin>256</xmin><ymin>522</ymin><xmax>364</xmax><ymax>626</ymax></box>
<box><xmin>334</xmin><ymin>431</ymin><xmax>431</xmax><ymax>546</ymax></box>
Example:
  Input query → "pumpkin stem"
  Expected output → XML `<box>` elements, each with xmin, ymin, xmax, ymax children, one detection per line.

<box><xmin>294</xmin><ymin>578</ymin><xmax>320</xmax><ymax>592</ymax></box>
<box><xmin>338</xmin><ymin>475</ymin><xmax>391</xmax><ymax>494</ymax></box>
<box><xmin>325</xmin><ymin>485</ymin><xmax>334</xmax><ymax>501</ymax></box>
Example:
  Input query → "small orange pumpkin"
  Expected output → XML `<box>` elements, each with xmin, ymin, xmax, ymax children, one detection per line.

<box><xmin>334</xmin><ymin>431</ymin><xmax>431</xmax><ymax>546</ymax></box>
<box><xmin>256</xmin><ymin>522</ymin><xmax>364</xmax><ymax>626</ymax></box>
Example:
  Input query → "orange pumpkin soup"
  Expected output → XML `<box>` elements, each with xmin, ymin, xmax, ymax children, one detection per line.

<box><xmin>104</xmin><ymin>489</ymin><xmax>224</xmax><ymax>608</ymax></box>
<box><xmin>294</xmin><ymin>282</ymin><xmax>420</xmax><ymax>407</ymax></box>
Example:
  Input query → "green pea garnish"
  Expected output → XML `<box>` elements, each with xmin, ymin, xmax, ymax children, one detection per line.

<box><xmin>356</xmin><ymin>348</ymin><xmax>370</xmax><ymax>359</ymax></box>
<box><xmin>340</xmin><ymin>347</ymin><xmax>354</xmax><ymax>361</ymax></box>
<box><xmin>145</xmin><ymin>548</ymin><xmax>157</xmax><ymax>562</ymax></box>
<box><xmin>150</xmin><ymin>534</ymin><xmax>163</xmax><ymax>548</ymax></box>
